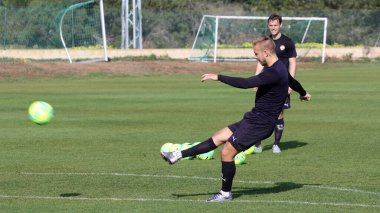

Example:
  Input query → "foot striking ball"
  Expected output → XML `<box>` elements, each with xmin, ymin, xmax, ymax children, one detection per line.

<box><xmin>191</xmin><ymin>142</ymin><xmax>214</xmax><ymax>160</ymax></box>
<box><xmin>28</xmin><ymin>101</ymin><xmax>54</xmax><ymax>125</ymax></box>
<box><xmin>181</xmin><ymin>143</ymin><xmax>194</xmax><ymax>160</ymax></box>
<box><xmin>169</xmin><ymin>143</ymin><xmax>182</xmax><ymax>152</ymax></box>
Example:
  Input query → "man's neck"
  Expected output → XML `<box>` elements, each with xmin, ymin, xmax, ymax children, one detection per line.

<box><xmin>266</xmin><ymin>56</ymin><xmax>278</xmax><ymax>67</ymax></box>
<box><xmin>272</xmin><ymin>32</ymin><xmax>282</xmax><ymax>40</ymax></box>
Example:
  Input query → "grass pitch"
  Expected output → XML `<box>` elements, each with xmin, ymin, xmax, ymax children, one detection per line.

<box><xmin>0</xmin><ymin>62</ymin><xmax>379</xmax><ymax>212</ymax></box>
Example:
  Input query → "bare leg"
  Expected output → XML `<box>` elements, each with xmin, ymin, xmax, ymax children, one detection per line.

<box><xmin>180</xmin><ymin>127</ymin><xmax>233</xmax><ymax>159</ymax></box>
<box><xmin>211</xmin><ymin>127</ymin><xmax>233</xmax><ymax>147</ymax></box>
<box><xmin>220</xmin><ymin>142</ymin><xmax>239</xmax><ymax>194</ymax></box>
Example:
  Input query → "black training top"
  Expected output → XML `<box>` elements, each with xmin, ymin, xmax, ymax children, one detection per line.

<box><xmin>218</xmin><ymin>60</ymin><xmax>306</xmax><ymax>123</ymax></box>
<box><xmin>270</xmin><ymin>34</ymin><xmax>297</xmax><ymax>69</ymax></box>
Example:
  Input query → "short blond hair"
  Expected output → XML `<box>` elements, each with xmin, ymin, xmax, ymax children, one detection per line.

<box><xmin>252</xmin><ymin>36</ymin><xmax>276</xmax><ymax>54</ymax></box>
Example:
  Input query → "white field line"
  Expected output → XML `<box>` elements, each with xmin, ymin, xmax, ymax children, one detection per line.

<box><xmin>8</xmin><ymin>171</ymin><xmax>379</xmax><ymax>196</ymax></box>
<box><xmin>0</xmin><ymin>194</ymin><xmax>379</xmax><ymax>208</ymax></box>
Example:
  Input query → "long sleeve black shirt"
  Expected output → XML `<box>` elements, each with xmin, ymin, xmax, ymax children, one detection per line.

<box><xmin>218</xmin><ymin>60</ymin><xmax>306</xmax><ymax>124</ymax></box>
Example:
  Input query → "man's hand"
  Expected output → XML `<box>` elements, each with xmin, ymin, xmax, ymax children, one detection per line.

<box><xmin>288</xmin><ymin>87</ymin><xmax>293</xmax><ymax>94</ymax></box>
<box><xmin>201</xmin><ymin>73</ymin><xmax>218</xmax><ymax>82</ymax></box>
<box><xmin>300</xmin><ymin>92</ymin><xmax>311</xmax><ymax>101</ymax></box>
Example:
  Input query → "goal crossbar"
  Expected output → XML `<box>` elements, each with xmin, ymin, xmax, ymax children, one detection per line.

<box><xmin>59</xmin><ymin>0</ymin><xmax>108</xmax><ymax>63</ymax></box>
<box><xmin>189</xmin><ymin>15</ymin><xmax>328</xmax><ymax>63</ymax></box>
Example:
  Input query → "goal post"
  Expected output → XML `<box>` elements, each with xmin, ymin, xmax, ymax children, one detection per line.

<box><xmin>58</xmin><ymin>0</ymin><xmax>108</xmax><ymax>63</ymax></box>
<box><xmin>189</xmin><ymin>15</ymin><xmax>328</xmax><ymax>63</ymax></box>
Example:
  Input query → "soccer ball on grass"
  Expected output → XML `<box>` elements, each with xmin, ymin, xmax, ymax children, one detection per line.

<box><xmin>234</xmin><ymin>152</ymin><xmax>246</xmax><ymax>165</ymax></box>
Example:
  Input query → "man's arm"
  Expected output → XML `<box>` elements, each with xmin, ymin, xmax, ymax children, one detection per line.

<box><xmin>201</xmin><ymin>70</ymin><xmax>278</xmax><ymax>89</ymax></box>
<box><xmin>288</xmin><ymin>57</ymin><xmax>297</xmax><ymax>94</ymax></box>
<box><xmin>288</xmin><ymin>73</ymin><xmax>311</xmax><ymax>101</ymax></box>
<box><xmin>288</xmin><ymin>57</ymin><xmax>296</xmax><ymax>78</ymax></box>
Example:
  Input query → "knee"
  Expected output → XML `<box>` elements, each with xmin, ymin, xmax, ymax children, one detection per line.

<box><xmin>220</xmin><ymin>145</ymin><xmax>236</xmax><ymax>161</ymax></box>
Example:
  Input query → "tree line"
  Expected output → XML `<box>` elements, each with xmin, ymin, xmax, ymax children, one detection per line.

<box><xmin>0</xmin><ymin>0</ymin><xmax>378</xmax><ymax>49</ymax></box>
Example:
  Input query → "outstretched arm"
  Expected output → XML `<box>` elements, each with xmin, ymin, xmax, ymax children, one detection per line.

<box><xmin>201</xmin><ymin>70</ymin><xmax>278</xmax><ymax>89</ymax></box>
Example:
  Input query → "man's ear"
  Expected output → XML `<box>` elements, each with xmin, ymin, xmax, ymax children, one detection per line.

<box><xmin>263</xmin><ymin>49</ymin><xmax>270</xmax><ymax>57</ymax></box>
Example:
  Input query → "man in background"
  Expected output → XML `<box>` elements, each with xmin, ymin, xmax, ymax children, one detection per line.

<box><xmin>254</xmin><ymin>13</ymin><xmax>297</xmax><ymax>154</ymax></box>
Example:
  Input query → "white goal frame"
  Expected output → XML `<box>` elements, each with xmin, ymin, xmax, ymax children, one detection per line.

<box><xmin>189</xmin><ymin>15</ymin><xmax>328</xmax><ymax>63</ymax></box>
<box><xmin>59</xmin><ymin>0</ymin><xmax>108</xmax><ymax>63</ymax></box>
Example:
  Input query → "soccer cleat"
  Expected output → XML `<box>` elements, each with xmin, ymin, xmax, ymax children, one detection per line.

<box><xmin>272</xmin><ymin>145</ymin><xmax>281</xmax><ymax>154</ymax></box>
<box><xmin>160</xmin><ymin>151</ymin><xmax>182</xmax><ymax>164</ymax></box>
<box><xmin>253</xmin><ymin>145</ymin><xmax>263</xmax><ymax>154</ymax></box>
<box><xmin>207</xmin><ymin>192</ymin><xmax>233</xmax><ymax>202</ymax></box>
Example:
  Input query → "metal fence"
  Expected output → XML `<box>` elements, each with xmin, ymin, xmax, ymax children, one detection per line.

<box><xmin>0</xmin><ymin>3</ymin><xmax>378</xmax><ymax>49</ymax></box>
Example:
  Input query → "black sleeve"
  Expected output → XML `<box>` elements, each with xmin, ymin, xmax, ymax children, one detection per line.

<box><xmin>218</xmin><ymin>70</ymin><xmax>278</xmax><ymax>89</ymax></box>
<box><xmin>288</xmin><ymin>72</ymin><xmax>307</xmax><ymax>96</ymax></box>
<box><xmin>288</xmin><ymin>40</ymin><xmax>297</xmax><ymax>58</ymax></box>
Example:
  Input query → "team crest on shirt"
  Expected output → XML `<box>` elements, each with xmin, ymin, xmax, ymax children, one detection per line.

<box><xmin>280</xmin><ymin>45</ymin><xmax>285</xmax><ymax>51</ymax></box>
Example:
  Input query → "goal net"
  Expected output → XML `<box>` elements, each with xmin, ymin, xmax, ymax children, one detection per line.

<box><xmin>58</xmin><ymin>0</ymin><xmax>108</xmax><ymax>63</ymax></box>
<box><xmin>189</xmin><ymin>15</ymin><xmax>328</xmax><ymax>63</ymax></box>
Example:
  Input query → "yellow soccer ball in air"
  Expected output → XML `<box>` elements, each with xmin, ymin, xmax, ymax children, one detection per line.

<box><xmin>28</xmin><ymin>101</ymin><xmax>54</xmax><ymax>125</ymax></box>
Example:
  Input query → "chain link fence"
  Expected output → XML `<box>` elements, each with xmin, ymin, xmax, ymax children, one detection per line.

<box><xmin>0</xmin><ymin>2</ymin><xmax>378</xmax><ymax>49</ymax></box>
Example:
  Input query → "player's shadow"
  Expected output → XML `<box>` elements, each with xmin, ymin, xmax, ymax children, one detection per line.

<box><xmin>173</xmin><ymin>182</ymin><xmax>316</xmax><ymax>198</ymax></box>
<box><xmin>263</xmin><ymin>140</ymin><xmax>308</xmax><ymax>151</ymax></box>
<box><xmin>60</xmin><ymin>193</ymin><xmax>81</xmax><ymax>197</ymax></box>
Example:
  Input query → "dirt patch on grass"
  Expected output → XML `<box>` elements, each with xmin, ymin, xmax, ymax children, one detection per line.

<box><xmin>0</xmin><ymin>60</ymin><xmax>321</xmax><ymax>80</ymax></box>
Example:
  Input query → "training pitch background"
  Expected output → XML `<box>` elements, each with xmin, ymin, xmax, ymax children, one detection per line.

<box><xmin>0</xmin><ymin>61</ymin><xmax>378</xmax><ymax>212</ymax></box>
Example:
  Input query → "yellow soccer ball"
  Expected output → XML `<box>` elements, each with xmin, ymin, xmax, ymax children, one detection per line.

<box><xmin>234</xmin><ymin>152</ymin><xmax>246</xmax><ymax>165</ymax></box>
<box><xmin>244</xmin><ymin>146</ymin><xmax>255</xmax><ymax>155</ymax></box>
<box><xmin>197</xmin><ymin>150</ymin><xmax>214</xmax><ymax>160</ymax></box>
<box><xmin>169</xmin><ymin>143</ymin><xmax>182</xmax><ymax>152</ymax></box>
<box><xmin>28</xmin><ymin>101</ymin><xmax>54</xmax><ymax>125</ymax></box>
<box><xmin>160</xmin><ymin>143</ymin><xmax>173</xmax><ymax>152</ymax></box>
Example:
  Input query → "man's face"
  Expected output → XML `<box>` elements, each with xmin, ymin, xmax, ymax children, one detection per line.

<box><xmin>268</xmin><ymin>19</ymin><xmax>282</xmax><ymax>36</ymax></box>
<box><xmin>253</xmin><ymin>45</ymin><xmax>267</xmax><ymax>66</ymax></box>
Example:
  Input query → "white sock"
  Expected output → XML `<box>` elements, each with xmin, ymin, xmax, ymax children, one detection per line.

<box><xmin>220</xmin><ymin>190</ymin><xmax>231</xmax><ymax>197</ymax></box>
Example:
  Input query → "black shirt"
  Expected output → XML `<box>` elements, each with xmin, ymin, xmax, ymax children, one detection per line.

<box><xmin>218</xmin><ymin>60</ymin><xmax>306</xmax><ymax>123</ymax></box>
<box><xmin>270</xmin><ymin>34</ymin><xmax>297</xmax><ymax>69</ymax></box>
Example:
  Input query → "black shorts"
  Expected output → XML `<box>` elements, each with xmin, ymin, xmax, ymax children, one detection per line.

<box><xmin>283</xmin><ymin>95</ymin><xmax>291</xmax><ymax>110</ymax></box>
<box><xmin>227</xmin><ymin>115</ymin><xmax>275</xmax><ymax>152</ymax></box>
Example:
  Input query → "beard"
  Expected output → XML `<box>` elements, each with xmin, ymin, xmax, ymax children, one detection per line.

<box><xmin>258</xmin><ymin>59</ymin><xmax>267</xmax><ymax>66</ymax></box>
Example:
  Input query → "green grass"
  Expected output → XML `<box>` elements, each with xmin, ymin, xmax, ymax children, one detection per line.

<box><xmin>0</xmin><ymin>62</ymin><xmax>379</xmax><ymax>212</ymax></box>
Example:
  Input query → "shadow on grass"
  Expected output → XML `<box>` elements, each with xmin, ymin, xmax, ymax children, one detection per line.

<box><xmin>173</xmin><ymin>182</ymin><xmax>319</xmax><ymax>198</ymax></box>
<box><xmin>263</xmin><ymin>140</ymin><xmax>308</xmax><ymax>151</ymax></box>
<box><xmin>60</xmin><ymin>193</ymin><xmax>81</xmax><ymax>197</ymax></box>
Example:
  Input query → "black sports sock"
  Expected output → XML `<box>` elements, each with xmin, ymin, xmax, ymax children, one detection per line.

<box><xmin>181</xmin><ymin>138</ymin><xmax>217</xmax><ymax>158</ymax></box>
<box><xmin>274</xmin><ymin>118</ymin><xmax>284</xmax><ymax>146</ymax></box>
<box><xmin>221</xmin><ymin>161</ymin><xmax>236</xmax><ymax>192</ymax></box>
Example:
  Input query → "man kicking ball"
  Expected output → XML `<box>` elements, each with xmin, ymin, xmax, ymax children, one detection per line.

<box><xmin>161</xmin><ymin>36</ymin><xmax>311</xmax><ymax>202</ymax></box>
